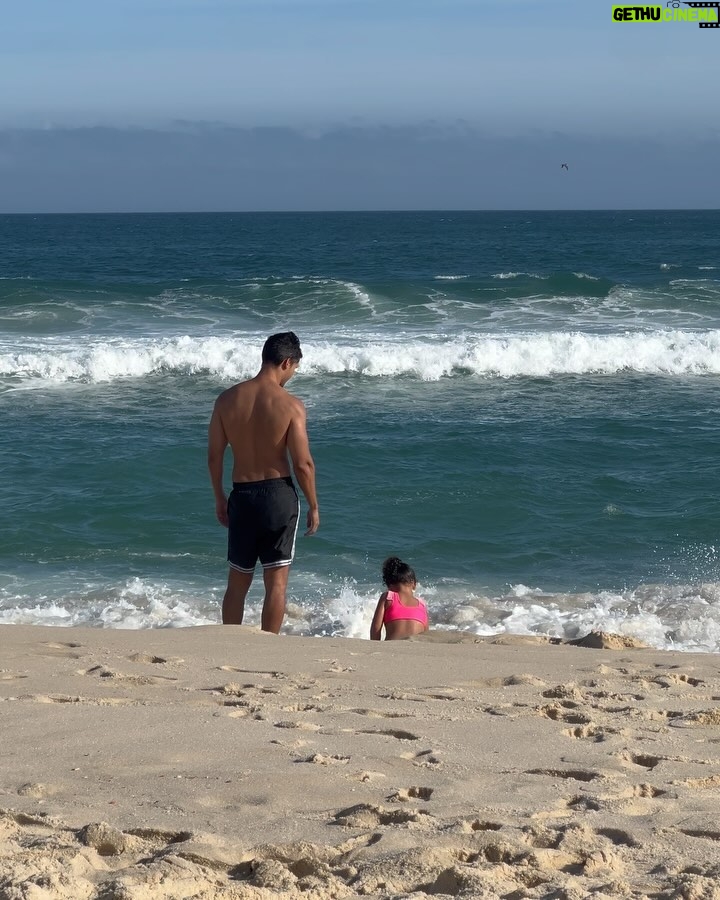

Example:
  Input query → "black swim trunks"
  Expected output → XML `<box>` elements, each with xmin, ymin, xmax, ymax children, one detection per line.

<box><xmin>227</xmin><ymin>477</ymin><xmax>299</xmax><ymax>574</ymax></box>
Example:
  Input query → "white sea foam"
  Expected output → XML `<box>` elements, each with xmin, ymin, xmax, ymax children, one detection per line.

<box><xmin>0</xmin><ymin>336</ymin><xmax>261</xmax><ymax>384</ymax></box>
<box><xmin>0</xmin><ymin>577</ymin><xmax>219</xmax><ymax>629</ymax></box>
<box><xmin>434</xmin><ymin>275</ymin><xmax>468</xmax><ymax>281</ymax></box>
<box><xmin>301</xmin><ymin>329</ymin><xmax>720</xmax><ymax>379</ymax></box>
<box><xmin>307</xmin><ymin>580</ymin><xmax>720</xmax><ymax>652</ymax></box>
<box><xmin>482</xmin><ymin>583</ymin><xmax>720</xmax><ymax>653</ymax></box>
<box><xmin>5</xmin><ymin>577</ymin><xmax>720</xmax><ymax>652</ymax></box>
<box><xmin>491</xmin><ymin>272</ymin><xmax>543</xmax><ymax>280</ymax></box>
<box><xmin>491</xmin><ymin>271</ymin><xmax>598</xmax><ymax>282</ymax></box>
<box><xmin>5</xmin><ymin>329</ymin><xmax>720</xmax><ymax>384</ymax></box>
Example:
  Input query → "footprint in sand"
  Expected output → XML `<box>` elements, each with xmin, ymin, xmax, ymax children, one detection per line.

<box><xmin>586</xmin><ymin>689</ymin><xmax>646</xmax><ymax>703</ymax></box>
<box><xmin>470</xmin><ymin>675</ymin><xmax>546</xmax><ymax>689</ymax></box>
<box><xmin>126</xmin><ymin>826</ymin><xmax>193</xmax><ymax>845</ymax></box>
<box><xmin>566</xmin><ymin>795</ymin><xmax>602</xmax><ymax>812</ymax></box>
<box><xmin>347</xmin><ymin>707</ymin><xmax>410</xmax><ymax>719</ymax></box>
<box><xmin>218</xmin><ymin>665</ymin><xmax>288</xmax><ymax>681</ymax></box>
<box><xmin>299</xmin><ymin>754</ymin><xmax>350</xmax><ymax>765</ymax></box>
<box><xmin>37</xmin><ymin>641</ymin><xmax>84</xmax><ymax>659</ymax></box>
<box><xmin>24</xmin><ymin>694</ymin><xmax>81</xmax><ymax>704</ymax></box>
<box><xmin>523</xmin><ymin>822</ymin><xmax>640</xmax><ymax>857</ymax></box>
<box><xmin>211</xmin><ymin>682</ymin><xmax>249</xmax><ymax>696</ymax></box>
<box><xmin>355</xmin><ymin>728</ymin><xmax>420</xmax><ymax>741</ymax></box>
<box><xmin>9</xmin><ymin>811</ymin><xmax>66</xmax><ymax>828</ymax></box>
<box><xmin>270</xmin><ymin>738</ymin><xmax>314</xmax><ymax>750</ymax></box>
<box><xmin>567</xmin><ymin>782</ymin><xmax>667</xmax><ymax>816</ymax></box>
<box><xmin>352</xmin><ymin>771</ymin><xmax>387</xmax><ymax>783</ymax></box>
<box><xmin>638</xmin><ymin>708</ymin><xmax>685</xmax><ymax>723</ymax></box>
<box><xmin>616</xmin><ymin>750</ymin><xmax>662</xmax><ymax>770</ymax></box>
<box><xmin>542</xmin><ymin>685</ymin><xmax>585</xmax><ymax>702</ymax></box>
<box><xmin>225</xmin><ymin>704</ymin><xmax>264</xmax><ymax>720</ymax></box>
<box><xmin>526</xmin><ymin>768</ymin><xmax>602</xmax><ymax>783</ymax></box>
<box><xmin>333</xmin><ymin>802</ymin><xmax>434</xmax><ymax>828</ymax></box>
<box><xmin>401</xmin><ymin>748</ymin><xmax>442</xmax><ymax>767</ymax></box>
<box><xmin>127</xmin><ymin>652</ymin><xmax>185</xmax><ymax>666</ymax></box>
<box><xmin>388</xmin><ymin>786</ymin><xmax>434</xmax><ymax>802</ymax></box>
<box><xmin>563</xmin><ymin>725</ymin><xmax>616</xmax><ymax>742</ymax></box>
<box><xmin>671</xmin><ymin>708</ymin><xmax>720</xmax><ymax>728</ymax></box>
<box><xmin>479</xmin><ymin>704</ymin><xmax>520</xmax><ymax>717</ymax></box>
<box><xmin>21</xmin><ymin>693</ymin><xmax>136</xmax><ymax>707</ymax></box>
<box><xmin>274</xmin><ymin>720</ymin><xmax>322</xmax><ymax>732</ymax></box>
<box><xmin>219</xmin><ymin>695</ymin><xmax>261</xmax><ymax>713</ymax></box>
<box><xmin>378</xmin><ymin>691</ymin><xmax>427</xmax><ymax>702</ymax></box>
<box><xmin>458</xmin><ymin>819</ymin><xmax>504</xmax><ymax>833</ymax></box>
<box><xmin>79</xmin><ymin>665</ymin><xmax>177</xmax><ymax>686</ymax></box>
<box><xmin>419</xmin><ymin>689</ymin><xmax>465</xmax><ymax>701</ymax></box>
<box><xmin>677</xmin><ymin>774</ymin><xmax>720</xmax><ymax>789</ymax></box>
<box><xmin>324</xmin><ymin>662</ymin><xmax>355</xmax><ymax>674</ymax></box>
<box><xmin>681</xmin><ymin>828</ymin><xmax>720</xmax><ymax>844</ymax></box>
<box><xmin>539</xmin><ymin>705</ymin><xmax>592</xmax><ymax>726</ymax></box>
<box><xmin>17</xmin><ymin>783</ymin><xmax>59</xmax><ymax>799</ymax></box>
<box><xmin>618</xmin><ymin>783</ymin><xmax>667</xmax><ymax>798</ymax></box>
<box><xmin>595</xmin><ymin>827</ymin><xmax>640</xmax><ymax>847</ymax></box>
<box><xmin>653</xmin><ymin>672</ymin><xmax>704</xmax><ymax>688</ymax></box>
<box><xmin>280</xmin><ymin>702</ymin><xmax>325</xmax><ymax>713</ymax></box>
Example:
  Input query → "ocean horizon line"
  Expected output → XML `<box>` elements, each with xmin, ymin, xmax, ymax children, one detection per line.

<box><xmin>2</xmin><ymin>207</ymin><xmax>719</xmax><ymax>217</ymax></box>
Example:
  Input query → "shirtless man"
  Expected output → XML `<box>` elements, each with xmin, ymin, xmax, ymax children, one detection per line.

<box><xmin>207</xmin><ymin>332</ymin><xmax>319</xmax><ymax>632</ymax></box>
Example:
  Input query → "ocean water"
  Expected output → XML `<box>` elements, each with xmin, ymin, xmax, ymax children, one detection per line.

<box><xmin>2</xmin><ymin>210</ymin><xmax>720</xmax><ymax>651</ymax></box>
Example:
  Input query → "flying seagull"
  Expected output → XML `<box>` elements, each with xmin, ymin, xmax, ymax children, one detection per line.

<box><xmin>561</xmin><ymin>163</ymin><xmax>569</xmax><ymax>171</ymax></box>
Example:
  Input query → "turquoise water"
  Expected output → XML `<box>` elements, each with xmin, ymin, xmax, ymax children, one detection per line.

<box><xmin>2</xmin><ymin>211</ymin><xmax>720</xmax><ymax>649</ymax></box>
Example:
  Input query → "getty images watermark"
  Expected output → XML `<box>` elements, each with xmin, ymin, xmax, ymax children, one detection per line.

<box><xmin>612</xmin><ymin>1</ymin><xmax>720</xmax><ymax>26</ymax></box>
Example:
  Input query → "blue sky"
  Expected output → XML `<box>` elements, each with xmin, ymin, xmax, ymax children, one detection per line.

<box><xmin>1</xmin><ymin>1</ymin><xmax>718</xmax><ymax>210</ymax></box>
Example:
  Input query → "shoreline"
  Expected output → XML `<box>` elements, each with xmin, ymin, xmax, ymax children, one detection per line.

<box><xmin>2</xmin><ymin>623</ymin><xmax>720</xmax><ymax>897</ymax></box>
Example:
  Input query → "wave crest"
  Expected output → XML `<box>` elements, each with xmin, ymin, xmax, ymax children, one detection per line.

<box><xmin>4</xmin><ymin>330</ymin><xmax>720</xmax><ymax>385</ymax></box>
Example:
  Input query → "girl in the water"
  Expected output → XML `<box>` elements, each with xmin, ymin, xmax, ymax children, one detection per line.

<box><xmin>370</xmin><ymin>556</ymin><xmax>429</xmax><ymax>640</ymax></box>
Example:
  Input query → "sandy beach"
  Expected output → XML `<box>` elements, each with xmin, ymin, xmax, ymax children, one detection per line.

<box><xmin>2</xmin><ymin>624</ymin><xmax>720</xmax><ymax>899</ymax></box>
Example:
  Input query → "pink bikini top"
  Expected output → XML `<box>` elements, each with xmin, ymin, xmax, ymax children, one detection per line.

<box><xmin>383</xmin><ymin>590</ymin><xmax>428</xmax><ymax>626</ymax></box>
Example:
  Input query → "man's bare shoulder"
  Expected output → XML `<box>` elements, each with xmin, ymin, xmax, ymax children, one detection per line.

<box><xmin>215</xmin><ymin>379</ymin><xmax>254</xmax><ymax>407</ymax></box>
<box><xmin>287</xmin><ymin>392</ymin><xmax>306</xmax><ymax>414</ymax></box>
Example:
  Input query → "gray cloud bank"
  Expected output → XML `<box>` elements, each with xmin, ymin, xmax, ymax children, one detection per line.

<box><xmin>0</xmin><ymin>123</ymin><xmax>717</xmax><ymax>213</ymax></box>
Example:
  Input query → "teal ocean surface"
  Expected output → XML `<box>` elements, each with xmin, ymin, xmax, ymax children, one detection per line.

<box><xmin>2</xmin><ymin>211</ymin><xmax>720</xmax><ymax>650</ymax></box>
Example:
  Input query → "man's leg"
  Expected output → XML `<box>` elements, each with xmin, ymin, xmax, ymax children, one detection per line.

<box><xmin>261</xmin><ymin>565</ymin><xmax>291</xmax><ymax>633</ymax></box>
<box><xmin>223</xmin><ymin>567</ymin><xmax>254</xmax><ymax>624</ymax></box>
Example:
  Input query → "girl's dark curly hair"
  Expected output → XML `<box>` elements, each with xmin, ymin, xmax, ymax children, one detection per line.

<box><xmin>382</xmin><ymin>556</ymin><xmax>416</xmax><ymax>587</ymax></box>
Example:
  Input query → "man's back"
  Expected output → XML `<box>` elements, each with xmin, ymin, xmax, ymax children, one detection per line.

<box><xmin>215</xmin><ymin>375</ymin><xmax>299</xmax><ymax>483</ymax></box>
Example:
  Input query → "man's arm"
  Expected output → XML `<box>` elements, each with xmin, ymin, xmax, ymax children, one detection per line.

<box><xmin>208</xmin><ymin>402</ymin><xmax>229</xmax><ymax>527</ymax></box>
<box><xmin>286</xmin><ymin>400</ymin><xmax>319</xmax><ymax>536</ymax></box>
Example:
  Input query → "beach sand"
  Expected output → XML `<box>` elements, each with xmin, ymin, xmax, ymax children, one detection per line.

<box><xmin>1</xmin><ymin>624</ymin><xmax>720</xmax><ymax>899</ymax></box>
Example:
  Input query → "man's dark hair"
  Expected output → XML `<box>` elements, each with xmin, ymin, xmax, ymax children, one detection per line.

<box><xmin>382</xmin><ymin>556</ymin><xmax>417</xmax><ymax>587</ymax></box>
<box><xmin>262</xmin><ymin>332</ymin><xmax>303</xmax><ymax>366</ymax></box>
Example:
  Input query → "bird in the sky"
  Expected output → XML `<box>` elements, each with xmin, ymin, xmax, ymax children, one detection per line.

<box><xmin>561</xmin><ymin>163</ymin><xmax>569</xmax><ymax>171</ymax></box>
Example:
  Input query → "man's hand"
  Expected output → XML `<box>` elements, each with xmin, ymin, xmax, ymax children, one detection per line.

<box><xmin>305</xmin><ymin>507</ymin><xmax>319</xmax><ymax>536</ymax></box>
<box><xmin>215</xmin><ymin>496</ymin><xmax>229</xmax><ymax>528</ymax></box>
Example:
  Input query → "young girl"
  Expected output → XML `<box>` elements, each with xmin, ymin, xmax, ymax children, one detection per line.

<box><xmin>370</xmin><ymin>556</ymin><xmax>429</xmax><ymax>641</ymax></box>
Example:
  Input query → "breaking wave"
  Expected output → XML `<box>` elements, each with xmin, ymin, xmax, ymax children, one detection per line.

<box><xmin>4</xmin><ymin>329</ymin><xmax>720</xmax><ymax>385</ymax></box>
